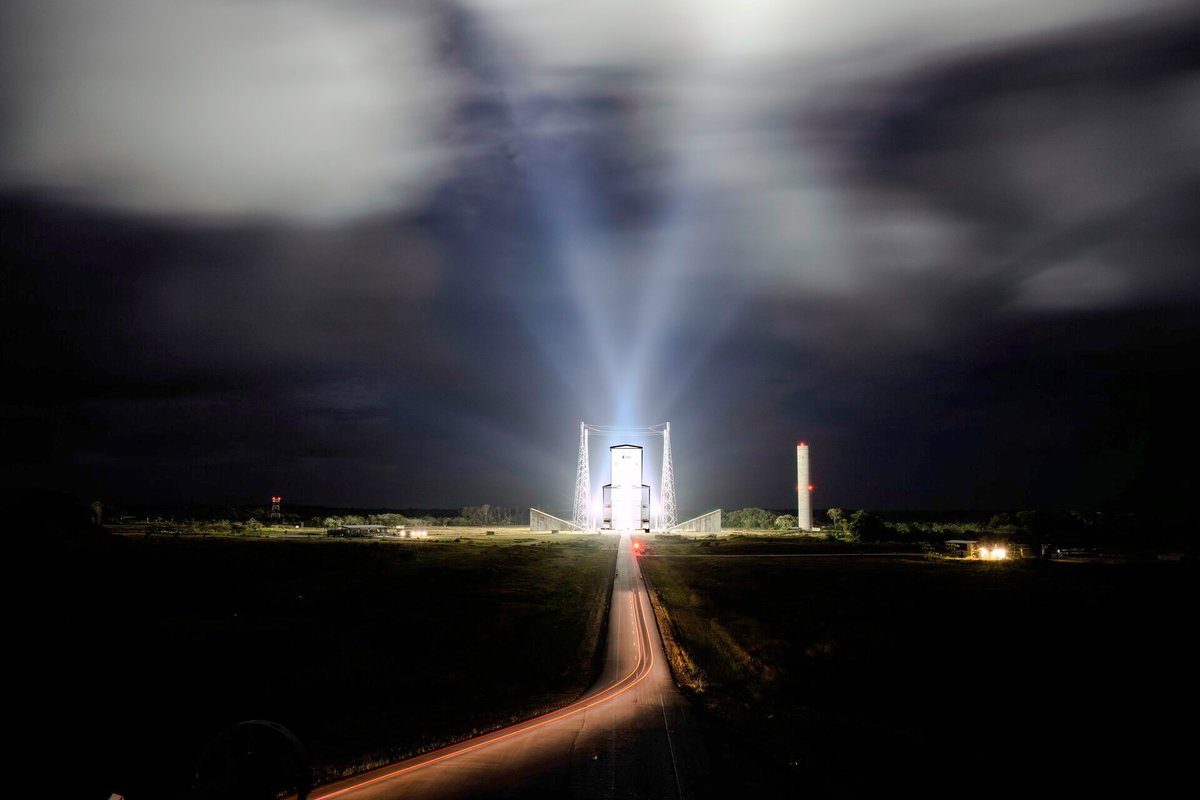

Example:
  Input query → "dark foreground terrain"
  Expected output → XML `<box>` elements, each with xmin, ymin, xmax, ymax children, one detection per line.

<box><xmin>641</xmin><ymin>541</ymin><xmax>1197</xmax><ymax>797</ymax></box>
<box><xmin>38</xmin><ymin>533</ymin><xmax>616</xmax><ymax>799</ymax></box>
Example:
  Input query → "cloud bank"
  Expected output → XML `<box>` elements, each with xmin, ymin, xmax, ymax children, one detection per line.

<box><xmin>2</xmin><ymin>1</ymin><xmax>1198</xmax><ymax>511</ymax></box>
<box><xmin>0</xmin><ymin>0</ymin><xmax>455</xmax><ymax>220</ymax></box>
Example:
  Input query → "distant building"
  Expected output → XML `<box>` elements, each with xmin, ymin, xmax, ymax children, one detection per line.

<box><xmin>945</xmin><ymin>539</ymin><xmax>1022</xmax><ymax>559</ymax></box>
<box><xmin>945</xmin><ymin>539</ymin><xmax>982</xmax><ymax>558</ymax></box>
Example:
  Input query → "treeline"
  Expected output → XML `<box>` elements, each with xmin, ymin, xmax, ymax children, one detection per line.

<box><xmin>721</xmin><ymin>507</ymin><xmax>883</xmax><ymax>540</ymax></box>
<box><xmin>143</xmin><ymin>506</ymin><xmax>528</xmax><ymax>531</ymax></box>
<box><xmin>322</xmin><ymin>505</ymin><xmax>525</xmax><ymax>528</ymax></box>
<box><xmin>723</xmin><ymin>508</ymin><xmax>797</xmax><ymax>530</ymax></box>
<box><xmin>99</xmin><ymin>503</ymin><xmax>526</xmax><ymax>529</ymax></box>
<box><xmin>723</xmin><ymin>506</ymin><xmax>1194</xmax><ymax>545</ymax></box>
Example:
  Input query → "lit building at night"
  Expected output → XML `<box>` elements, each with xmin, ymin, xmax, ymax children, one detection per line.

<box><xmin>528</xmin><ymin>421</ymin><xmax>720</xmax><ymax>533</ymax></box>
<box><xmin>602</xmin><ymin>445</ymin><xmax>651</xmax><ymax>532</ymax></box>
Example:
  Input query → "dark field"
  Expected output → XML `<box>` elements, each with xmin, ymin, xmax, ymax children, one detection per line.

<box><xmin>40</xmin><ymin>534</ymin><xmax>617</xmax><ymax>799</ymax></box>
<box><xmin>640</xmin><ymin>543</ymin><xmax>1198</xmax><ymax>798</ymax></box>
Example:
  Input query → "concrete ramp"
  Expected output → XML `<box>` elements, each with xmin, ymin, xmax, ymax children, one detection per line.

<box><xmin>667</xmin><ymin>509</ymin><xmax>722</xmax><ymax>534</ymax></box>
<box><xmin>529</xmin><ymin>508</ymin><xmax>588</xmax><ymax>532</ymax></box>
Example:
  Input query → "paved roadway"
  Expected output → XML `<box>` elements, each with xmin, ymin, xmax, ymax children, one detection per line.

<box><xmin>310</xmin><ymin>534</ymin><xmax>788</xmax><ymax>800</ymax></box>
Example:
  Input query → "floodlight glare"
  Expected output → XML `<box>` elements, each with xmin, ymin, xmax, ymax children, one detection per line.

<box><xmin>602</xmin><ymin>445</ymin><xmax>651</xmax><ymax>532</ymax></box>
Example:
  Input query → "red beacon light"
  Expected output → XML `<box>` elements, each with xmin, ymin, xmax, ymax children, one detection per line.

<box><xmin>808</xmin><ymin>485</ymin><xmax>814</xmax><ymax>492</ymax></box>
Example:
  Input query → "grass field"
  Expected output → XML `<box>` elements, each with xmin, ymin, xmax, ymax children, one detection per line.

<box><xmin>105</xmin><ymin>523</ymin><xmax>544</xmax><ymax>539</ymax></box>
<box><xmin>640</xmin><ymin>540</ymin><xmax>1197</xmax><ymax>797</ymax></box>
<box><xmin>40</xmin><ymin>531</ymin><xmax>617</xmax><ymax>798</ymax></box>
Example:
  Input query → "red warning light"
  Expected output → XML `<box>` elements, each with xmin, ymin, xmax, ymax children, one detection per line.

<box><xmin>808</xmin><ymin>485</ymin><xmax>814</xmax><ymax>492</ymax></box>
<box><xmin>271</xmin><ymin>496</ymin><xmax>282</xmax><ymax>503</ymax></box>
<box><xmin>798</xmin><ymin>441</ymin><xmax>806</xmax><ymax>447</ymax></box>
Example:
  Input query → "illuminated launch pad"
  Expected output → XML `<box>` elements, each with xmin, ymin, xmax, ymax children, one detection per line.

<box><xmin>526</xmin><ymin>421</ymin><xmax>733</xmax><ymax>535</ymax></box>
<box><xmin>602</xmin><ymin>444</ymin><xmax>651</xmax><ymax>532</ymax></box>
<box><xmin>573</xmin><ymin>422</ymin><xmax>676</xmax><ymax>532</ymax></box>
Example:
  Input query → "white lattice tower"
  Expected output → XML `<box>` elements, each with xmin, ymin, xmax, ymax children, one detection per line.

<box><xmin>572</xmin><ymin>421</ymin><xmax>591</xmax><ymax>530</ymax></box>
<box><xmin>659</xmin><ymin>422</ymin><xmax>677</xmax><ymax>531</ymax></box>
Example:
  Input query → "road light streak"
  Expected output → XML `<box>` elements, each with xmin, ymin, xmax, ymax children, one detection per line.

<box><xmin>313</xmin><ymin>545</ymin><xmax>657</xmax><ymax>800</ymax></box>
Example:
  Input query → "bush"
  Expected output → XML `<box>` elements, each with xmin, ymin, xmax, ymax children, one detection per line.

<box><xmin>849</xmin><ymin>510</ymin><xmax>888</xmax><ymax>542</ymax></box>
<box><xmin>724</xmin><ymin>508</ymin><xmax>776</xmax><ymax>529</ymax></box>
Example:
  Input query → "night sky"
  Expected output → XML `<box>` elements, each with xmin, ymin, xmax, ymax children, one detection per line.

<box><xmin>3</xmin><ymin>1</ymin><xmax>1198</xmax><ymax>514</ymax></box>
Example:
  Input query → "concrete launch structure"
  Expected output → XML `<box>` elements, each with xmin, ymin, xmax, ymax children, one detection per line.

<box><xmin>528</xmin><ymin>421</ymin><xmax>720</xmax><ymax>534</ymax></box>
<box><xmin>569</xmin><ymin>422</ymin><xmax>677</xmax><ymax>532</ymax></box>
<box><xmin>797</xmin><ymin>442</ymin><xmax>812</xmax><ymax>532</ymax></box>
<box><xmin>602</xmin><ymin>445</ymin><xmax>651</xmax><ymax>532</ymax></box>
<box><xmin>669</xmin><ymin>509</ymin><xmax>722</xmax><ymax>533</ymax></box>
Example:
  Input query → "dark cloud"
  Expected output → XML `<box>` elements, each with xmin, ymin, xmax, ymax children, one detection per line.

<box><xmin>2</xmin><ymin>2</ymin><xmax>1199</xmax><ymax>513</ymax></box>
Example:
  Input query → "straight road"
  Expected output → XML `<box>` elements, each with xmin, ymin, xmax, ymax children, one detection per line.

<box><xmin>309</xmin><ymin>534</ymin><xmax>787</xmax><ymax>799</ymax></box>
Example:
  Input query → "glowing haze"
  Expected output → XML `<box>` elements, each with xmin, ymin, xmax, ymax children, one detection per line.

<box><xmin>2</xmin><ymin>0</ymin><xmax>1197</xmax><ymax>512</ymax></box>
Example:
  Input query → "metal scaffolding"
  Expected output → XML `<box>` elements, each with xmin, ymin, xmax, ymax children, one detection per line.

<box><xmin>659</xmin><ymin>422</ymin><xmax>677</xmax><ymax>531</ymax></box>
<box><xmin>572</xmin><ymin>422</ymin><xmax>591</xmax><ymax>531</ymax></box>
<box><xmin>573</xmin><ymin>421</ymin><xmax>677</xmax><ymax>531</ymax></box>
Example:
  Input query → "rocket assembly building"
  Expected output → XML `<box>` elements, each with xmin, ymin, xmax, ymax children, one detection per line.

<box><xmin>601</xmin><ymin>445</ymin><xmax>651</xmax><ymax>532</ymax></box>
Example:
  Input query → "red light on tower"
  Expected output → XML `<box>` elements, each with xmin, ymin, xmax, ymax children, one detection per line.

<box><xmin>797</xmin><ymin>442</ymin><xmax>812</xmax><ymax>532</ymax></box>
<box><xmin>270</xmin><ymin>495</ymin><xmax>282</xmax><ymax>519</ymax></box>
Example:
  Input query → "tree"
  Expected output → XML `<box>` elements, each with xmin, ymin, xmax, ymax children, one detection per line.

<box><xmin>774</xmin><ymin>514</ymin><xmax>797</xmax><ymax>530</ymax></box>
<box><xmin>367</xmin><ymin>513</ymin><xmax>409</xmax><ymax>527</ymax></box>
<box><xmin>989</xmin><ymin>513</ymin><xmax>1014</xmax><ymax>529</ymax></box>
<box><xmin>89</xmin><ymin>500</ymin><xmax>104</xmax><ymax>525</ymax></box>
<box><xmin>824</xmin><ymin>508</ymin><xmax>851</xmax><ymax>541</ymax></box>
<box><xmin>723</xmin><ymin>508</ymin><xmax>776</xmax><ymax>529</ymax></box>
<box><xmin>848</xmin><ymin>509</ymin><xmax>888</xmax><ymax>542</ymax></box>
<box><xmin>1015</xmin><ymin>510</ymin><xmax>1041</xmax><ymax>529</ymax></box>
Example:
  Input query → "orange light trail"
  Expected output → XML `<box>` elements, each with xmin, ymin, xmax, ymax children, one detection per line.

<box><xmin>313</xmin><ymin>556</ymin><xmax>657</xmax><ymax>799</ymax></box>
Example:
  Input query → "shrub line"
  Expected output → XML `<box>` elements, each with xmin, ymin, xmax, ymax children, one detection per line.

<box><xmin>641</xmin><ymin>571</ymin><xmax>705</xmax><ymax>694</ymax></box>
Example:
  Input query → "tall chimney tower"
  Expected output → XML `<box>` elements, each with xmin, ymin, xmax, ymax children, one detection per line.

<box><xmin>796</xmin><ymin>442</ymin><xmax>812</xmax><ymax>531</ymax></box>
